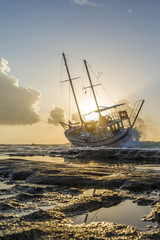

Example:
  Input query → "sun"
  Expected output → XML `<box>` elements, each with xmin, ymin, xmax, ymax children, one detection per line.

<box><xmin>81</xmin><ymin>101</ymin><xmax>99</xmax><ymax>122</ymax></box>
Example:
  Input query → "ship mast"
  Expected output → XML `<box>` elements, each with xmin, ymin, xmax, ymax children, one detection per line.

<box><xmin>62</xmin><ymin>53</ymin><xmax>84</xmax><ymax>125</ymax></box>
<box><xmin>84</xmin><ymin>60</ymin><xmax>101</xmax><ymax>119</ymax></box>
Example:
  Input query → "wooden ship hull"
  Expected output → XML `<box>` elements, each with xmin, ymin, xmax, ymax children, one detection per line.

<box><xmin>65</xmin><ymin>127</ymin><xmax>131</xmax><ymax>147</ymax></box>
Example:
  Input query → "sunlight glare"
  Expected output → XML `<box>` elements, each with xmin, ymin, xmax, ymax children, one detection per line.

<box><xmin>84</xmin><ymin>112</ymin><xmax>99</xmax><ymax>122</ymax></box>
<box><xmin>81</xmin><ymin>101</ymin><xmax>99</xmax><ymax>121</ymax></box>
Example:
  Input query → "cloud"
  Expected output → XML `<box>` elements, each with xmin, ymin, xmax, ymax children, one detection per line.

<box><xmin>116</xmin><ymin>99</ymin><xmax>160</xmax><ymax>141</ymax></box>
<box><xmin>71</xmin><ymin>0</ymin><xmax>104</xmax><ymax>7</ymax></box>
<box><xmin>71</xmin><ymin>112</ymin><xmax>80</xmax><ymax>123</ymax></box>
<box><xmin>48</xmin><ymin>108</ymin><xmax>80</xmax><ymax>126</ymax></box>
<box><xmin>48</xmin><ymin>107</ymin><xmax>65</xmax><ymax>125</ymax></box>
<box><xmin>0</xmin><ymin>58</ymin><xmax>40</xmax><ymax>125</ymax></box>
<box><xmin>0</xmin><ymin>58</ymin><xmax>10</xmax><ymax>74</ymax></box>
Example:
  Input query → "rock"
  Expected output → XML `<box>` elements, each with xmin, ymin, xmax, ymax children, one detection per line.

<box><xmin>147</xmin><ymin>225</ymin><xmax>152</xmax><ymax>228</ymax></box>
<box><xmin>1</xmin><ymin>155</ymin><xmax>160</xmax><ymax>239</ymax></box>
<box><xmin>41</xmin><ymin>169</ymin><xmax>60</xmax><ymax>174</ymax></box>
<box><xmin>0</xmin><ymin>229</ymin><xmax>45</xmax><ymax>240</ymax></box>
<box><xmin>26</xmin><ymin>174</ymin><xmax>95</xmax><ymax>187</ymax></box>
<box><xmin>0</xmin><ymin>200</ymin><xmax>23</xmax><ymax>211</ymax></box>
<box><xmin>24</xmin><ymin>186</ymin><xmax>46</xmax><ymax>194</ymax></box>
<box><xmin>120</xmin><ymin>182</ymin><xmax>147</xmax><ymax>192</ymax></box>
<box><xmin>22</xmin><ymin>209</ymin><xmax>52</xmax><ymax>221</ymax></box>
<box><xmin>9</xmin><ymin>170</ymin><xmax>34</xmax><ymax>180</ymax></box>
<box><xmin>135</xmin><ymin>197</ymin><xmax>153</xmax><ymax>206</ymax></box>
<box><xmin>154</xmin><ymin>211</ymin><xmax>160</xmax><ymax>222</ymax></box>
<box><xmin>16</xmin><ymin>192</ymin><xmax>41</xmax><ymax>201</ymax></box>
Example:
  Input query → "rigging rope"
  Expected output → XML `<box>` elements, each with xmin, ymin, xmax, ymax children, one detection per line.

<box><xmin>60</xmin><ymin>53</ymin><xmax>142</xmax><ymax>122</ymax></box>
<box><xmin>87</xmin><ymin>62</ymin><xmax>115</xmax><ymax>105</ymax></box>
<box><xmin>66</xmin><ymin>53</ymin><xmax>83</xmax><ymax>61</ymax></box>
<box><xmin>65</xmin><ymin>53</ymin><xmax>142</xmax><ymax>102</ymax></box>
<box><xmin>68</xmin><ymin>83</ymin><xmax>70</xmax><ymax>121</ymax></box>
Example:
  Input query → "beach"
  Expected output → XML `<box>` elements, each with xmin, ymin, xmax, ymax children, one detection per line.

<box><xmin>0</xmin><ymin>144</ymin><xmax>160</xmax><ymax>239</ymax></box>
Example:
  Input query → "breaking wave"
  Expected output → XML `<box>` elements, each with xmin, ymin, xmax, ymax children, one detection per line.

<box><xmin>0</xmin><ymin>141</ymin><xmax>160</xmax><ymax>161</ymax></box>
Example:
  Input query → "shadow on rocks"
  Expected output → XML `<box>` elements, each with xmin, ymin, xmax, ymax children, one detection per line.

<box><xmin>0</xmin><ymin>229</ymin><xmax>46</xmax><ymax>240</ymax></box>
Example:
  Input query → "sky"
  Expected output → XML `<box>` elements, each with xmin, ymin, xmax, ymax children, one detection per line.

<box><xmin>0</xmin><ymin>0</ymin><xmax>160</xmax><ymax>144</ymax></box>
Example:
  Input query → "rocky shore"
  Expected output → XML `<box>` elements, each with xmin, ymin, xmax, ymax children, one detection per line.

<box><xmin>0</xmin><ymin>156</ymin><xmax>160</xmax><ymax>239</ymax></box>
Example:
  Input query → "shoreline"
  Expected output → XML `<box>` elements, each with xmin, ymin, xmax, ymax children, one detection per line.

<box><xmin>0</xmin><ymin>157</ymin><xmax>160</xmax><ymax>239</ymax></box>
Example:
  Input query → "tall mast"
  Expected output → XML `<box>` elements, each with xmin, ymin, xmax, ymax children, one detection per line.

<box><xmin>62</xmin><ymin>53</ymin><xmax>84</xmax><ymax>125</ymax></box>
<box><xmin>84</xmin><ymin>60</ymin><xmax>101</xmax><ymax>118</ymax></box>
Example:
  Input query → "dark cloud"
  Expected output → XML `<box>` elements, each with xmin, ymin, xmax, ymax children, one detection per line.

<box><xmin>48</xmin><ymin>107</ymin><xmax>65</xmax><ymax>125</ymax></box>
<box><xmin>0</xmin><ymin>58</ymin><xmax>40</xmax><ymax>125</ymax></box>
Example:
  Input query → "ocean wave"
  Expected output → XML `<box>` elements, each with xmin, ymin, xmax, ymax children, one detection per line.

<box><xmin>0</xmin><ymin>142</ymin><xmax>160</xmax><ymax>160</ymax></box>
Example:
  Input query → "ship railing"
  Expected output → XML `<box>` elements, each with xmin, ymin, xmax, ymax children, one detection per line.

<box><xmin>60</xmin><ymin>122</ymin><xmax>71</xmax><ymax>130</ymax></box>
<box><xmin>129</xmin><ymin>99</ymin><xmax>145</xmax><ymax>128</ymax></box>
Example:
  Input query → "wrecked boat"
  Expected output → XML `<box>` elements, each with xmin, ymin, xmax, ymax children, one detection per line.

<box><xmin>60</xmin><ymin>53</ymin><xmax>144</xmax><ymax>147</ymax></box>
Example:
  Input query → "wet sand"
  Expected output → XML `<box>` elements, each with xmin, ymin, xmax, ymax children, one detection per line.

<box><xmin>0</xmin><ymin>156</ymin><xmax>160</xmax><ymax>239</ymax></box>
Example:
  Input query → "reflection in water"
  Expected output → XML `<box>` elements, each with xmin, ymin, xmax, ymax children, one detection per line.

<box><xmin>0</xmin><ymin>155</ymin><xmax>65</xmax><ymax>164</ymax></box>
<box><xmin>72</xmin><ymin>200</ymin><xmax>159</xmax><ymax>230</ymax></box>
<box><xmin>136</xmin><ymin>164</ymin><xmax>160</xmax><ymax>171</ymax></box>
<box><xmin>0</xmin><ymin>182</ymin><xmax>14</xmax><ymax>190</ymax></box>
<box><xmin>0</xmin><ymin>194</ymin><xmax>18</xmax><ymax>201</ymax></box>
<box><xmin>13</xmin><ymin>204</ymin><xmax>57</xmax><ymax>218</ymax></box>
<box><xmin>0</xmin><ymin>154</ymin><xmax>160</xmax><ymax>171</ymax></box>
<box><xmin>78</xmin><ymin>189</ymin><xmax>107</xmax><ymax>198</ymax></box>
<box><xmin>64</xmin><ymin>157</ymin><xmax>160</xmax><ymax>171</ymax></box>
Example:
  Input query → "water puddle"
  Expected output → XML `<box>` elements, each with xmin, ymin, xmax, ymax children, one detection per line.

<box><xmin>79</xmin><ymin>189</ymin><xmax>107</xmax><ymax>197</ymax></box>
<box><xmin>0</xmin><ymin>193</ymin><xmax>18</xmax><ymax>201</ymax></box>
<box><xmin>136</xmin><ymin>164</ymin><xmax>160</xmax><ymax>171</ymax></box>
<box><xmin>13</xmin><ymin>204</ymin><xmax>56</xmax><ymax>217</ymax></box>
<box><xmin>13</xmin><ymin>209</ymin><xmax>39</xmax><ymax>217</ymax></box>
<box><xmin>0</xmin><ymin>182</ymin><xmax>14</xmax><ymax>190</ymax></box>
<box><xmin>1</xmin><ymin>154</ymin><xmax>160</xmax><ymax>172</ymax></box>
<box><xmin>0</xmin><ymin>155</ymin><xmax>65</xmax><ymax>164</ymax></box>
<box><xmin>2</xmin><ymin>204</ymin><xmax>57</xmax><ymax>219</ymax></box>
<box><xmin>72</xmin><ymin>200</ymin><xmax>159</xmax><ymax>230</ymax></box>
<box><xmin>39</xmin><ymin>204</ymin><xmax>56</xmax><ymax>211</ymax></box>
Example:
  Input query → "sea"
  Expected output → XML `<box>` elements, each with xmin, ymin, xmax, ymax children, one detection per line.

<box><xmin>0</xmin><ymin>141</ymin><xmax>160</xmax><ymax>156</ymax></box>
<box><xmin>0</xmin><ymin>141</ymin><xmax>160</xmax><ymax>167</ymax></box>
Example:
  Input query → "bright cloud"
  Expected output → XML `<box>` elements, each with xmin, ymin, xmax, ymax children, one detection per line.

<box><xmin>0</xmin><ymin>58</ymin><xmax>10</xmax><ymax>74</ymax></box>
<box><xmin>0</xmin><ymin>58</ymin><xmax>40</xmax><ymax>125</ymax></box>
<box><xmin>71</xmin><ymin>0</ymin><xmax>104</xmax><ymax>7</ymax></box>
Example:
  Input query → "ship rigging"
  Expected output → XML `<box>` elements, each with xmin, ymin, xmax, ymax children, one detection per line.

<box><xmin>60</xmin><ymin>53</ymin><xmax>144</xmax><ymax>147</ymax></box>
